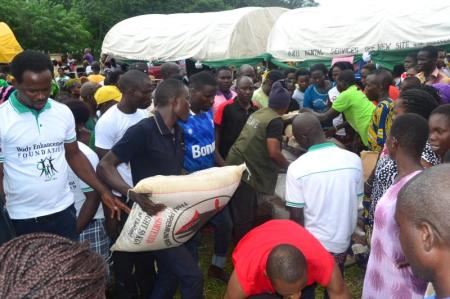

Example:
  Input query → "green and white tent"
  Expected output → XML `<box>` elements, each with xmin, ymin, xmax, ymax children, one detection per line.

<box><xmin>268</xmin><ymin>0</ymin><xmax>450</xmax><ymax>69</ymax></box>
<box><xmin>102</xmin><ymin>7</ymin><xmax>287</xmax><ymax>67</ymax></box>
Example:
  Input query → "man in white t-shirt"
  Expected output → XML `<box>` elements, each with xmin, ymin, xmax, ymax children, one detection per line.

<box><xmin>95</xmin><ymin>69</ymin><xmax>154</xmax><ymax>298</ymax></box>
<box><xmin>0</xmin><ymin>51</ymin><xmax>128</xmax><ymax>240</ymax></box>
<box><xmin>95</xmin><ymin>70</ymin><xmax>150</xmax><ymax>193</ymax></box>
<box><xmin>286</xmin><ymin>113</ymin><xmax>363</xmax><ymax>297</ymax></box>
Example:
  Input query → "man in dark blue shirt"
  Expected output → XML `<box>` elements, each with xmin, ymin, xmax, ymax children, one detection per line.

<box><xmin>98</xmin><ymin>79</ymin><xmax>203</xmax><ymax>299</ymax></box>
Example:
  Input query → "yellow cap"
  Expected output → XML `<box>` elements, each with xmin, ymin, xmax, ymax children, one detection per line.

<box><xmin>94</xmin><ymin>85</ymin><xmax>122</xmax><ymax>105</ymax></box>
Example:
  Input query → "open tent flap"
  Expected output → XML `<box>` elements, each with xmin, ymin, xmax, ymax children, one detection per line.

<box><xmin>102</xmin><ymin>7</ymin><xmax>287</xmax><ymax>63</ymax></box>
<box><xmin>268</xmin><ymin>0</ymin><xmax>450</xmax><ymax>66</ymax></box>
<box><xmin>0</xmin><ymin>22</ymin><xmax>23</xmax><ymax>63</ymax></box>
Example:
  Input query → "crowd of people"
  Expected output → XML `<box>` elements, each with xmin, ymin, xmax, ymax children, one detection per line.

<box><xmin>0</xmin><ymin>44</ymin><xmax>449</xmax><ymax>299</ymax></box>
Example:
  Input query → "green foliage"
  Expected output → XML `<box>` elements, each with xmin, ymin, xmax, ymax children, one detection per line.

<box><xmin>0</xmin><ymin>0</ymin><xmax>316</xmax><ymax>55</ymax></box>
<box><xmin>0</xmin><ymin>0</ymin><xmax>91</xmax><ymax>53</ymax></box>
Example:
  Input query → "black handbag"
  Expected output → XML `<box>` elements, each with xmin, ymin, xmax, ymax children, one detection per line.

<box><xmin>0</xmin><ymin>201</ymin><xmax>16</xmax><ymax>246</ymax></box>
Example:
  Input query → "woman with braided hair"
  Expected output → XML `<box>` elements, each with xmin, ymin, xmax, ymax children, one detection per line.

<box><xmin>0</xmin><ymin>233</ymin><xmax>107</xmax><ymax>298</ymax></box>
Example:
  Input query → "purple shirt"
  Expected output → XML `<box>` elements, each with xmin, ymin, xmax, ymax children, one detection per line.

<box><xmin>363</xmin><ymin>171</ymin><xmax>427</xmax><ymax>299</ymax></box>
<box><xmin>83</xmin><ymin>53</ymin><xmax>94</xmax><ymax>65</ymax></box>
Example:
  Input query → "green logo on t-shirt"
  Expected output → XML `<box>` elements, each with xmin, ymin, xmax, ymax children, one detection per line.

<box><xmin>37</xmin><ymin>156</ymin><xmax>58</xmax><ymax>181</ymax></box>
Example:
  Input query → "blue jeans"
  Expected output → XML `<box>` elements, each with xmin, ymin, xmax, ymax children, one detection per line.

<box><xmin>11</xmin><ymin>204</ymin><xmax>77</xmax><ymax>240</ymax></box>
<box><xmin>150</xmin><ymin>244</ymin><xmax>203</xmax><ymax>299</ymax></box>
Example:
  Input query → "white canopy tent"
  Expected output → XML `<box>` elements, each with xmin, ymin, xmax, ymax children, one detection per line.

<box><xmin>102</xmin><ymin>7</ymin><xmax>287</xmax><ymax>62</ymax></box>
<box><xmin>268</xmin><ymin>0</ymin><xmax>450</xmax><ymax>62</ymax></box>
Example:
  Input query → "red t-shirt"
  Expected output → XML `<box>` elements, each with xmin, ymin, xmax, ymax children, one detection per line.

<box><xmin>232</xmin><ymin>220</ymin><xmax>335</xmax><ymax>296</ymax></box>
<box><xmin>389</xmin><ymin>85</ymin><xmax>399</xmax><ymax>100</ymax></box>
<box><xmin>214</xmin><ymin>98</ymin><xmax>235</xmax><ymax>126</ymax></box>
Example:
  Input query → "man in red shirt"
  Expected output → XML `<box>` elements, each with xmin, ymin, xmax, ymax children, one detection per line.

<box><xmin>225</xmin><ymin>220</ymin><xmax>351</xmax><ymax>299</ymax></box>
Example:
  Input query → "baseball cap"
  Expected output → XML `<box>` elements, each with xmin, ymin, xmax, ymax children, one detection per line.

<box><xmin>94</xmin><ymin>85</ymin><xmax>122</xmax><ymax>105</ymax></box>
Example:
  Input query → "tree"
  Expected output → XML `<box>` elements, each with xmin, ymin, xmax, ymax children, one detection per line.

<box><xmin>0</xmin><ymin>0</ymin><xmax>91</xmax><ymax>53</ymax></box>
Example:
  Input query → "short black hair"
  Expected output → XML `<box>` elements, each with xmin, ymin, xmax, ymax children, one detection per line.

<box><xmin>398</xmin><ymin>88</ymin><xmax>439</xmax><ymax>119</ymax></box>
<box><xmin>361</xmin><ymin>63</ymin><xmax>376</xmax><ymax>72</ymax></box>
<box><xmin>267</xmin><ymin>70</ymin><xmax>285</xmax><ymax>83</ymax></box>
<box><xmin>189</xmin><ymin>71</ymin><xmax>217</xmax><ymax>90</ymax></box>
<box><xmin>420</xmin><ymin>45</ymin><xmax>439</xmax><ymax>60</ymax></box>
<box><xmin>216</xmin><ymin>66</ymin><xmax>232</xmax><ymax>77</ymax></box>
<box><xmin>118</xmin><ymin>70</ymin><xmax>150</xmax><ymax>94</ymax></box>
<box><xmin>370</xmin><ymin>69</ymin><xmax>393</xmax><ymax>92</ymax></box>
<box><xmin>154</xmin><ymin>78</ymin><xmax>186</xmax><ymax>107</ymax></box>
<box><xmin>91</xmin><ymin>61</ymin><xmax>100</xmax><ymax>73</ymax></box>
<box><xmin>401</xmin><ymin>76</ymin><xmax>421</xmax><ymax>91</ymax></box>
<box><xmin>129</xmin><ymin>62</ymin><xmax>148</xmax><ymax>74</ymax></box>
<box><xmin>397</xmin><ymin>164</ymin><xmax>450</xmax><ymax>242</ymax></box>
<box><xmin>405</xmin><ymin>52</ymin><xmax>418</xmax><ymax>63</ymax></box>
<box><xmin>309</xmin><ymin>63</ymin><xmax>328</xmax><ymax>75</ymax></box>
<box><xmin>160</xmin><ymin>62</ymin><xmax>180</xmax><ymax>79</ymax></box>
<box><xmin>421</xmin><ymin>85</ymin><xmax>442</xmax><ymax>105</ymax></box>
<box><xmin>390</xmin><ymin>113</ymin><xmax>428</xmax><ymax>157</ymax></box>
<box><xmin>267</xmin><ymin>244</ymin><xmax>306</xmax><ymax>284</ymax></box>
<box><xmin>430</xmin><ymin>104</ymin><xmax>450</xmax><ymax>123</ymax></box>
<box><xmin>11</xmin><ymin>50</ymin><xmax>53</xmax><ymax>84</ymax></box>
<box><xmin>104</xmin><ymin>69</ymin><xmax>124</xmax><ymax>86</ymax></box>
<box><xmin>393</xmin><ymin>64</ymin><xmax>405</xmax><ymax>77</ymax></box>
<box><xmin>295</xmin><ymin>68</ymin><xmax>310</xmax><ymax>79</ymax></box>
<box><xmin>329</xmin><ymin>61</ymin><xmax>353</xmax><ymax>79</ymax></box>
<box><xmin>64</xmin><ymin>100</ymin><xmax>90</xmax><ymax>125</ymax></box>
<box><xmin>337</xmin><ymin>69</ymin><xmax>355</xmax><ymax>86</ymax></box>
<box><xmin>236</xmin><ymin>75</ymin><xmax>253</xmax><ymax>88</ymax></box>
<box><xmin>284</xmin><ymin>68</ymin><xmax>297</xmax><ymax>77</ymax></box>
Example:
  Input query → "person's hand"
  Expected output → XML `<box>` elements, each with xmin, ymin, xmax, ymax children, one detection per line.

<box><xmin>128</xmin><ymin>190</ymin><xmax>166</xmax><ymax>216</ymax></box>
<box><xmin>104</xmin><ymin>217</ymin><xmax>122</xmax><ymax>240</ymax></box>
<box><xmin>325</xmin><ymin>127</ymin><xmax>337</xmax><ymax>138</ymax></box>
<box><xmin>101</xmin><ymin>192</ymin><xmax>131</xmax><ymax>221</ymax></box>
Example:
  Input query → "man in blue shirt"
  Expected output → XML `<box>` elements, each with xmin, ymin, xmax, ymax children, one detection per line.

<box><xmin>178</xmin><ymin>71</ymin><xmax>233</xmax><ymax>283</ymax></box>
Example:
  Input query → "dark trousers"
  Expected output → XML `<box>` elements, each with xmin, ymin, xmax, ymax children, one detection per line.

<box><xmin>112</xmin><ymin>251</ymin><xmax>155</xmax><ymax>299</ymax></box>
<box><xmin>11</xmin><ymin>204</ymin><xmax>77</xmax><ymax>240</ymax></box>
<box><xmin>230</xmin><ymin>181</ymin><xmax>257</xmax><ymax>242</ymax></box>
<box><xmin>187</xmin><ymin>206</ymin><xmax>233</xmax><ymax>264</ymax></box>
<box><xmin>150</xmin><ymin>244</ymin><xmax>203</xmax><ymax>299</ymax></box>
<box><xmin>112</xmin><ymin>197</ymin><xmax>155</xmax><ymax>299</ymax></box>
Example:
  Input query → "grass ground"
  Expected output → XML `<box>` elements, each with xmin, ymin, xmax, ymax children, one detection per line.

<box><xmin>177</xmin><ymin>230</ymin><xmax>365</xmax><ymax>299</ymax></box>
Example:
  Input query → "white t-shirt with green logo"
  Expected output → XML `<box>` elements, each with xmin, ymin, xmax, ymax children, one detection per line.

<box><xmin>0</xmin><ymin>92</ymin><xmax>76</xmax><ymax>219</ymax></box>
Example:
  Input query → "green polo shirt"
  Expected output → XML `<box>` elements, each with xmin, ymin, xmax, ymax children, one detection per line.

<box><xmin>332</xmin><ymin>85</ymin><xmax>375</xmax><ymax>146</ymax></box>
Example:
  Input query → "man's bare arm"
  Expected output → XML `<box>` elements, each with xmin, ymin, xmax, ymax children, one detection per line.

<box><xmin>224</xmin><ymin>270</ymin><xmax>246</xmax><ymax>299</ymax></box>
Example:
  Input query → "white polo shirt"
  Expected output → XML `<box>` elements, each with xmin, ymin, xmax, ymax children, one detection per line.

<box><xmin>95</xmin><ymin>104</ymin><xmax>147</xmax><ymax>196</ymax></box>
<box><xmin>0</xmin><ymin>91</ymin><xmax>76</xmax><ymax>219</ymax></box>
<box><xmin>286</xmin><ymin>142</ymin><xmax>363</xmax><ymax>253</ymax></box>
<box><xmin>68</xmin><ymin>142</ymin><xmax>104</xmax><ymax>220</ymax></box>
